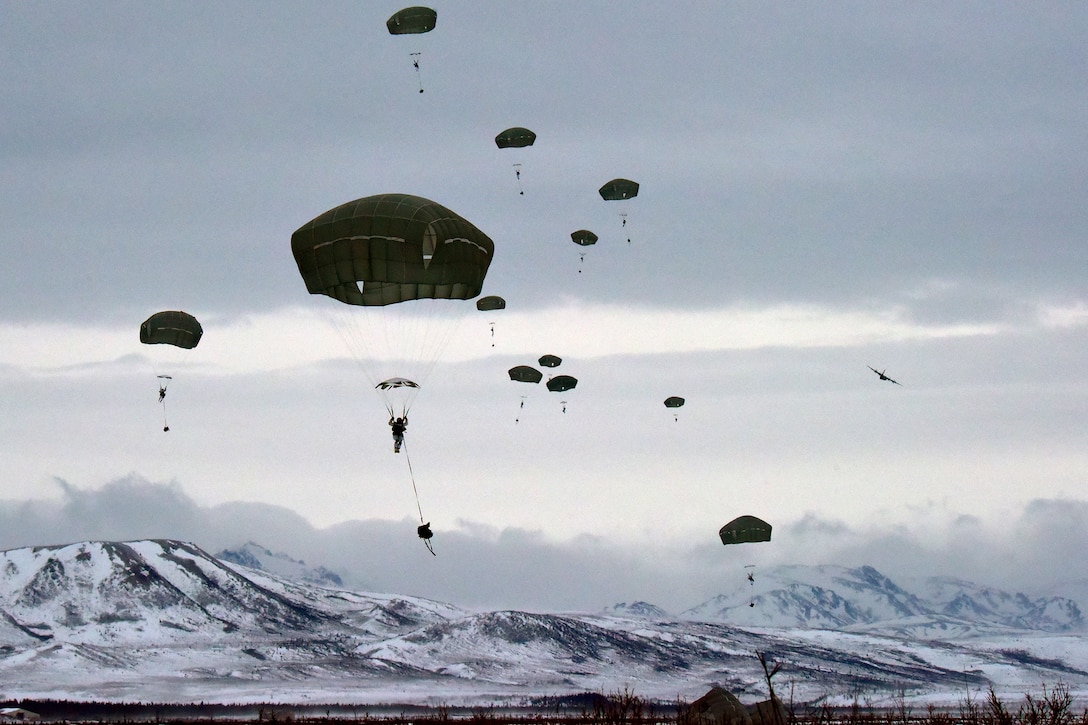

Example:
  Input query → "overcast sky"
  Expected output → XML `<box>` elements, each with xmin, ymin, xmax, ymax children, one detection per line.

<box><xmin>2</xmin><ymin>2</ymin><xmax>1087</xmax><ymax>611</ymax></box>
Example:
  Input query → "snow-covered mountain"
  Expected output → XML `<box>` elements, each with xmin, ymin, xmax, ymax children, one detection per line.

<box><xmin>1</xmin><ymin>540</ymin><xmax>1087</xmax><ymax>707</ymax></box>
<box><xmin>602</xmin><ymin>601</ymin><xmax>671</xmax><ymax>619</ymax></box>
<box><xmin>215</xmin><ymin>541</ymin><xmax>344</xmax><ymax>588</ymax></box>
<box><xmin>681</xmin><ymin>565</ymin><xmax>1083</xmax><ymax>634</ymax></box>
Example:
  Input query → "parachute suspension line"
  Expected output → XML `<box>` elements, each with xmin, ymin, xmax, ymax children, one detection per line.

<box><xmin>320</xmin><ymin>297</ymin><xmax>466</xmax><ymax>417</ymax></box>
<box><xmin>402</xmin><ymin>442</ymin><xmax>434</xmax><ymax>555</ymax></box>
<box><xmin>410</xmin><ymin>52</ymin><xmax>424</xmax><ymax>93</ymax></box>
<box><xmin>323</xmin><ymin>309</ymin><xmax>380</xmax><ymax>389</ymax></box>
<box><xmin>402</xmin><ymin>443</ymin><xmax>425</xmax><ymax>523</ymax></box>
<box><xmin>385</xmin><ymin>401</ymin><xmax>410</xmax><ymax>420</ymax></box>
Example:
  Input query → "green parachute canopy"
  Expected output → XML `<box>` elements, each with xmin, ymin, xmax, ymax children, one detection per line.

<box><xmin>570</xmin><ymin>230</ymin><xmax>598</xmax><ymax>246</ymax></box>
<box><xmin>664</xmin><ymin>396</ymin><xmax>685</xmax><ymax>408</ymax></box>
<box><xmin>291</xmin><ymin>193</ymin><xmax>494</xmax><ymax>307</ymax></box>
<box><xmin>509</xmin><ymin>365</ymin><xmax>543</xmax><ymax>384</ymax></box>
<box><xmin>538</xmin><ymin>354</ymin><xmax>562</xmax><ymax>368</ymax></box>
<box><xmin>495</xmin><ymin>127</ymin><xmax>536</xmax><ymax>149</ymax></box>
<box><xmin>546</xmin><ymin>375</ymin><xmax>577</xmax><ymax>393</ymax></box>
<box><xmin>476</xmin><ymin>295</ymin><xmax>506</xmax><ymax>311</ymax></box>
<box><xmin>599</xmin><ymin>178</ymin><xmax>639</xmax><ymax>201</ymax></box>
<box><xmin>386</xmin><ymin>6</ymin><xmax>437</xmax><ymax>34</ymax></box>
<box><xmin>719</xmin><ymin>516</ymin><xmax>772</xmax><ymax>545</ymax></box>
<box><xmin>139</xmin><ymin>311</ymin><xmax>203</xmax><ymax>349</ymax></box>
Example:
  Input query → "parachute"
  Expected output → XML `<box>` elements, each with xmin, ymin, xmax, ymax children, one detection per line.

<box><xmin>719</xmin><ymin>516</ymin><xmax>772</xmax><ymax>545</ymax></box>
<box><xmin>495</xmin><ymin>127</ymin><xmax>535</xmax><ymax>194</ymax></box>
<box><xmin>387</xmin><ymin>7</ymin><xmax>437</xmax><ymax>92</ymax></box>
<box><xmin>477</xmin><ymin>295</ymin><xmax>505</xmax><ymax>347</ymax></box>
<box><xmin>664</xmin><ymin>396</ymin><xmax>685</xmax><ymax>421</ymax></box>
<box><xmin>293</xmin><ymin>192</ymin><xmax>489</xmax><ymax>548</ymax></box>
<box><xmin>546</xmin><ymin>374</ymin><xmax>577</xmax><ymax>393</ymax></box>
<box><xmin>495</xmin><ymin>127</ymin><xmax>536</xmax><ymax>149</ymax></box>
<box><xmin>599</xmin><ymin>178</ymin><xmax>639</xmax><ymax>243</ymax></box>
<box><xmin>570</xmin><ymin>229</ymin><xmax>598</xmax><ymax>273</ymax></box>
<box><xmin>598</xmin><ymin>178</ymin><xmax>640</xmax><ymax>200</ymax></box>
<box><xmin>386</xmin><ymin>6</ymin><xmax>436</xmax><ymax>34</ymax></box>
<box><xmin>508</xmin><ymin>365</ymin><xmax>543</xmax><ymax>384</ymax></box>
<box><xmin>476</xmin><ymin>295</ymin><xmax>506</xmax><ymax>311</ymax></box>
<box><xmin>547</xmin><ymin>374</ymin><xmax>577</xmax><ymax>412</ymax></box>
<box><xmin>509</xmin><ymin>365</ymin><xmax>542</xmax><ymax>422</ymax></box>
<box><xmin>376</xmin><ymin>377</ymin><xmax>421</xmax><ymax>418</ymax></box>
<box><xmin>139</xmin><ymin>310</ymin><xmax>202</xmax><ymax>432</ymax></box>
<box><xmin>538</xmin><ymin>354</ymin><xmax>562</xmax><ymax>368</ymax></box>
<box><xmin>376</xmin><ymin>377</ymin><xmax>419</xmax><ymax>390</ymax></box>
<box><xmin>292</xmin><ymin>193</ymin><xmax>492</xmax><ymax>306</ymax></box>
<box><xmin>719</xmin><ymin>516</ymin><xmax>771</xmax><ymax>607</ymax></box>
<box><xmin>571</xmin><ymin>229</ymin><xmax>598</xmax><ymax>246</ymax></box>
<box><xmin>140</xmin><ymin>311</ymin><xmax>202</xmax><ymax>349</ymax></box>
<box><xmin>292</xmin><ymin>193</ymin><xmax>493</xmax><ymax>418</ymax></box>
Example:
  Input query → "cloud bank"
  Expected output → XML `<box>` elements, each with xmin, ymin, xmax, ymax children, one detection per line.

<box><xmin>2</xmin><ymin>476</ymin><xmax>1084</xmax><ymax>613</ymax></box>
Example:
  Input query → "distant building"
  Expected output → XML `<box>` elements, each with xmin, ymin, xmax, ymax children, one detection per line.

<box><xmin>0</xmin><ymin>709</ymin><xmax>40</xmax><ymax>721</ymax></box>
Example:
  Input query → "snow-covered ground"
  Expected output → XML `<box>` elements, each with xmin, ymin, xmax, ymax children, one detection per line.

<box><xmin>1</xmin><ymin>540</ymin><xmax>1086</xmax><ymax>707</ymax></box>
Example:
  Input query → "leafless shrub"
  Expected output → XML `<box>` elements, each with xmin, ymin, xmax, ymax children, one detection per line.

<box><xmin>926</xmin><ymin>702</ymin><xmax>953</xmax><ymax>725</ymax></box>
<box><xmin>960</xmin><ymin>686</ymin><xmax>983</xmax><ymax>725</ymax></box>
<box><xmin>589</xmin><ymin>686</ymin><xmax>647</xmax><ymax>725</ymax></box>
<box><xmin>468</xmin><ymin>705</ymin><xmax>495</xmax><ymax>723</ymax></box>
<box><xmin>986</xmin><ymin>687</ymin><xmax>1014</xmax><ymax>725</ymax></box>
<box><xmin>886</xmin><ymin>688</ymin><xmax>911</xmax><ymax>725</ymax></box>
<box><xmin>1018</xmin><ymin>682</ymin><xmax>1074</xmax><ymax>725</ymax></box>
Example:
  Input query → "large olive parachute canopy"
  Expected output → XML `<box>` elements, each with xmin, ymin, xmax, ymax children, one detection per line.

<box><xmin>538</xmin><ymin>354</ymin><xmax>562</xmax><ymax>368</ymax></box>
<box><xmin>495</xmin><ymin>127</ymin><xmax>536</xmax><ymax>149</ymax></box>
<box><xmin>291</xmin><ymin>193</ymin><xmax>494</xmax><ymax>307</ymax></box>
<box><xmin>386</xmin><ymin>6</ymin><xmax>436</xmax><ymax>34</ymax></box>
<box><xmin>664</xmin><ymin>396</ymin><xmax>685</xmax><ymax>408</ymax></box>
<box><xmin>140</xmin><ymin>311</ymin><xmax>203</xmax><ymax>349</ymax></box>
<box><xmin>719</xmin><ymin>516</ymin><xmax>772</xmax><ymax>545</ymax></box>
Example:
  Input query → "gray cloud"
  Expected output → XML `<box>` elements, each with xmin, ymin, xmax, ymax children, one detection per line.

<box><xmin>2</xmin><ymin>476</ymin><xmax>1084</xmax><ymax>613</ymax></box>
<box><xmin>2</xmin><ymin>3</ymin><xmax>1086</xmax><ymax>323</ymax></box>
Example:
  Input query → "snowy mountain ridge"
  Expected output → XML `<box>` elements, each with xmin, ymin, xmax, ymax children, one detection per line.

<box><xmin>215</xmin><ymin>541</ymin><xmax>344</xmax><ymax>588</ymax></box>
<box><xmin>678</xmin><ymin>564</ymin><xmax>1083</xmax><ymax>633</ymax></box>
<box><xmin>1</xmin><ymin>540</ymin><xmax>1086</xmax><ymax>706</ymax></box>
